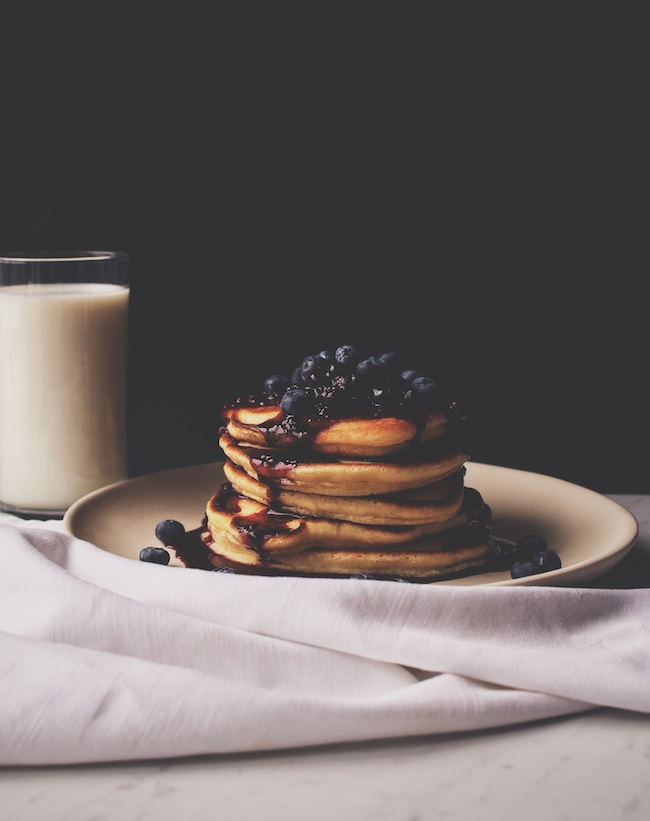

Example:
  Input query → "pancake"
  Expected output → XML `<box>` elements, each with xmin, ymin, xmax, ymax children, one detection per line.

<box><xmin>206</xmin><ymin>482</ymin><xmax>488</xmax><ymax>555</ymax></box>
<box><xmin>224</xmin><ymin>405</ymin><xmax>452</xmax><ymax>457</ymax></box>
<box><xmin>205</xmin><ymin>537</ymin><xmax>496</xmax><ymax>581</ymax></box>
<box><xmin>219</xmin><ymin>432</ymin><xmax>471</xmax><ymax>497</ymax></box>
<box><xmin>222</xmin><ymin>459</ymin><xmax>468</xmax><ymax>525</ymax></box>
<box><xmin>203</xmin><ymin>344</ymin><xmax>496</xmax><ymax>582</ymax></box>
<box><xmin>202</xmin><ymin>485</ymin><xmax>494</xmax><ymax>579</ymax></box>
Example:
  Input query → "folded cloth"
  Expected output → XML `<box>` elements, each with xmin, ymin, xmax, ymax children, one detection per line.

<box><xmin>1</xmin><ymin>520</ymin><xmax>649</xmax><ymax>766</ymax></box>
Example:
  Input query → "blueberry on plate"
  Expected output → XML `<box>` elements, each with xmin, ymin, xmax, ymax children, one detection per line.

<box><xmin>532</xmin><ymin>550</ymin><xmax>562</xmax><ymax>572</ymax></box>
<box><xmin>510</xmin><ymin>560</ymin><xmax>540</xmax><ymax>579</ymax></box>
<box><xmin>516</xmin><ymin>533</ymin><xmax>548</xmax><ymax>559</ymax></box>
<box><xmin>154</xmin><ymin>519</ymin><xmax>186</xmax><ymax>547</ymax></box>
<box><xmin>139</xmin><ymin>546</ymin><xmax>170</xmax><ymax>565</ymax></box>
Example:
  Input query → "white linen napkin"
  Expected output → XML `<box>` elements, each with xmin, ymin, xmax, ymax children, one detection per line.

<box><xmin>1</xmin><ymin>519</ymin><xmax>649</xmax><ymax>766</ymax></box>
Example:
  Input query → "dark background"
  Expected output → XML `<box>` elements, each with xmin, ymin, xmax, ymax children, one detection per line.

<box><xmin>1</xmin><ymin>6</ymin><xmax>646</xmax><ymax>494</ymax></box>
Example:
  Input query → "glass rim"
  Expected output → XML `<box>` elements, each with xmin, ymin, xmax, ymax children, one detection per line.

<box><xmin>0</xmin><ymin>251</ymin><xmax>128</xmax><ymax>264</ymax></box>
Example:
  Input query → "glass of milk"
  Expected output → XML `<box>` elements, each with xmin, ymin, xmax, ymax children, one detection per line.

<box><xmin>0</xmin><ymin>251</ymin><xmax>129</xmax><ymax>518</ymax></box>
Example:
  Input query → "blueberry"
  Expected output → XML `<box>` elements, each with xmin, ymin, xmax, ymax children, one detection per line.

<box><xmin>516</xmin><ymin>534</ymin><xmax>548</xmax><ymax>560</ymax></box>
<box><xmin>533</xmin><ymin>550</ymin><xmax>562</xmax><ymax>572</ymax></box>
<box><xmin>335</xmin><ymin>344</ymin><xmax>360</xmax><ymax>370</ymax></box>
<box><xmin>263</xmin><ymin>373</ymin><xmax>289</xmax><ymax>397</ymax></box>
<box><xmin>317</xmin><ymin>350</ymin><xmax>335</xmax><ymax>371</ymax></box>
<box><xmin>356</xmin><ymin>356</ymin><xmax>383</xmax><ymax>380</ymax></box>
<box><xmin>510</xmin><ymin>560</ymin><xmax>540</xmax><ymax>579</ymax></box>
<box><xmin>377</xmin><ymin>351</ymin><xmax>400</xmax><ymax>374</ymax></box>
<box><xmin>154</xmin><ymin>519</ymin><xmax>186</xmax><ymax>547</ymax></box>
<box><xmin>290</xmin><ymin>365</ymin><xmax>305</xmax><ymax>385</ymax></box>
<box><xmin>140</xmin><ymin>546</ymin><xmax>171</xmax><ymax>565</ymax></box>
<box><xmin>280</xmin><ymin>387</ymin><xmax>316</xmax><ymax>417</ymax></box>
<box><xmin>300</xmin><ymin>355</ymin><xmax>319</xmax><ymax>381</ymax></box>
<box><xmin>300</xmin><ymin>354</ymin><xmax>330</xmax><ymax>382</ymax></box>
<box><xmin>261</xmin><ymin>346</ymin><xmax>448</xmax><ymax>422</ymax></box>
<box><xmin>476</xmin><ymin>502</ymin><xmax>492</xmax><ymax>525</ymax></box>
<box><xmin>410</xmin><ymin>376</ymin><xmax>440</xmax><ymax>406</ymax></box>
<box><xmin>401</xmin><ymin>369</ymin><xmax>426</xmax><ymax>385</ymax></box>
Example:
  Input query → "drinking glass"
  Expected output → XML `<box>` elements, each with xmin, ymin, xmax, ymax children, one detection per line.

<box><xmin>0</xmin><ymin>251</ymin><xmax>129</xmax><ymax>518</ymax></box>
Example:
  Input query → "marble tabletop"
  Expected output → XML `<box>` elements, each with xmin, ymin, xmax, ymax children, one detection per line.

<box><xmin>1</xmin><ymin>493</ymin><xmax>649</xmax><ymax>821</ymax></box>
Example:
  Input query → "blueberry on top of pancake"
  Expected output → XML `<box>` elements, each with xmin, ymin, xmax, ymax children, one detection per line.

<box><xmin>223</xmin><ymin>345</ymin><xmax>472</xmax><ymax>458</ymax></box>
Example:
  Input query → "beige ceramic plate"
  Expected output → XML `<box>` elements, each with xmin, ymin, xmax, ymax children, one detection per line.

<box><xmin>63</xmin><ymin>461</ymin><xmax>638</xmax><ymax>587</ymax></box>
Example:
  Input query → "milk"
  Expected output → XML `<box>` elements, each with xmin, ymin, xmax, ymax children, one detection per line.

<box><xmin>0</xmin><ymin>282</ymin><xmax>129</xmax><ymax>515</ymax></box>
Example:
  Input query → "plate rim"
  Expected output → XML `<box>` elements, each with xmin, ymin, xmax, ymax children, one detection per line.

<box><xmin>63</xmin><ymin>461</ymin><xmax>639</xmax><ymax>588</ymax></box>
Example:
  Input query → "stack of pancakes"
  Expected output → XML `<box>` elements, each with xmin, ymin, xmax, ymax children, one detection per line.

<box><xmin>202</xmin><ymin>353</ymin><xmax>495</xmax><ymax>581</ymax></box>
